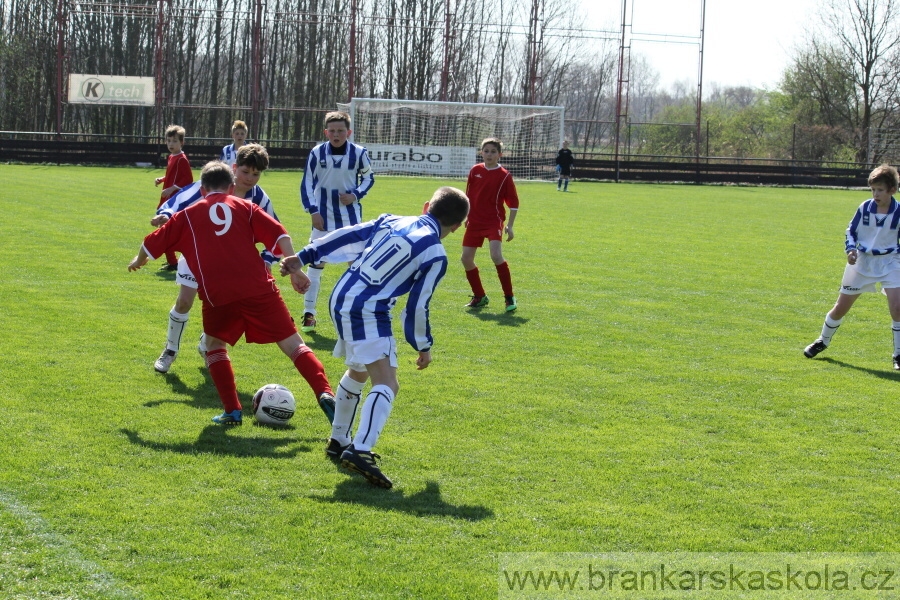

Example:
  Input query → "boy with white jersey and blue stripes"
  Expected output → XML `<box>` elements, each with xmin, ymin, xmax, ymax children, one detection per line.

<box><xmin>150</xmin><ymin>145</ymin><xmax>299</xmax><ymax>381</ymax></box>
<box><xmin>280</xmin><ymin>187</ymin><xmax>470</xmax><ymax>488</ymax></box>
<box><xmin>805</xmin><ymin>164</ymin><xmax>900</xmax><ymax>369</ymax></box>
<box><xmin>299</xmin><ymin>111</ymin><xmax>375</xmax><ymax>335</ymax></box>
<box><xmin>219</xmin><ymin>120</ymin><xmax>248</xmax><ymax>167</ymax></box>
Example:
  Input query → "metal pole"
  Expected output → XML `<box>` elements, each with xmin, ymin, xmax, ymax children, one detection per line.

<box><xmin>154</xmin><ymin>0</ymin><xmax>168</xmax><ymax>149</ymax></box>
<box><xmin>441</xmin><ymin>0</ymin><xmax>451</xmax><ymax>101</ymax></box>
<box><xmin>56</xmin><ymin>0</ymin><xmax>66</xmax><ymax>139</ymax></box>
<box><xmin>250</xmin><ymin>0</ymin><xmax>264</xmax><ymax>139</ymax></box>
<box><xmin>348</xmin><ymin>0</ymin><xmax>357</xmax><ymax>100</ymax></box>
<box><xmin>614</xmin><ymin>0</ymin><xmax>628</xmax><ymax>183</ymax></box>
<box><xmin>695</xmin><ymin>0</ymin><xmax>706</xmax><ymax>169</ymax></box>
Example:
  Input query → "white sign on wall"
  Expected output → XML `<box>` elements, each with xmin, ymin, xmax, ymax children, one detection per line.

<box><xmin>366</xmin><ymin>144</ymin><xmax>476</xmax><ymax>177</ymax></box>
<box><xmin>68</xmin><ymin>74</ymin><xmax>155</xmax><ymax>106</ymax></box>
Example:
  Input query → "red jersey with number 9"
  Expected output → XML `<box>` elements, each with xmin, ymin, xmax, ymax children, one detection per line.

<box><xmin>142</xmin><ymin>192</ymin><xmax>288</xmax><ymax>306</ymax></box>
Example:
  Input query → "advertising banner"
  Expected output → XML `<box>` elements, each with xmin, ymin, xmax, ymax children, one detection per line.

<box><xmin>68</xmin><ymin>75</ymin><xmax>155</xmax><ymax>106</ymax></box>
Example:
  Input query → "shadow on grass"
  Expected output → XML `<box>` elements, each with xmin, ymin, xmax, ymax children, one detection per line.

<box><xmin>467</xmin><ymin>310</ymin><xmax>528</xmax><ymax>327</ymax></box>
<box><xmin>144</xmin><ymin>370</ymin><xmax>254</xmax><ymax>410</ymax></box>
<box><xmin>154</xmin><ymin>269</ymin><xmax>177</xmax><ymax>281</ymax></box>
<box><xmin>310</xmin><ymin>479</ymin><xmax>493</xmax><ymax>521</ymax></box>
<box><xmin>121</xmin><ymin>425</ymin><xmax>317</xmax><ymax>458</ymax></box>
<box><xmin>817</xmin><ymin>357</ymin><xmax>900</xmax><ymax>381</ymax></box>
<box><xmin>301</xmin><ymin>331</ymin><xmax>338</xmax><ymax>353</ymax></box>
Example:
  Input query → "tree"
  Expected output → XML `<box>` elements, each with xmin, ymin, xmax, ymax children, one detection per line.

<box><xmin>784</xmin><ymin>0</ymin><xmax>900</xmax><ymax>163</ymax></box>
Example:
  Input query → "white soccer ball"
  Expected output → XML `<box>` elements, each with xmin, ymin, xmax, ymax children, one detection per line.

<box><xmin>252</xmin><ymin>384</ymin><xmax>296</xmax><ymax>425</ymax></box>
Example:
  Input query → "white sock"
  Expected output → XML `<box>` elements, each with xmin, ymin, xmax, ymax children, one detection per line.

<box><xmin>820</xmin><ymin>315</ymin><xmax>842</xmax><ymax>345</ymax></box>
<box><xmin>198</xmin><ymin>332</ymin><xmax>208</xmax><ymax>353</ymax></box>
<box><xmin>303</xmin><ymin>266</ymin><xmax>324</xmax><ymax>314</ymax></box>
<box><xmin>166</xmin><ymin>308</ymin><xmax>190</xmax><ymax>352</ymax></box>
<box><xmin>892</xmin><ymin>321</ymin><xmax>900</xmax><ymax>357</ymax></box>
<box><xmin>332</xmin><ymin>372</ymin><xmax>365</xmax><ymax>446</ymax></box>
<box><xmin>352</xmin><ymin>385</ymin><xmax>394</xmax><ymax>452</ymax></box>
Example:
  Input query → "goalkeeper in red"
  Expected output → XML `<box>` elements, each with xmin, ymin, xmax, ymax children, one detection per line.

<box><xmin>129</xmin><ymin>161</ymin><xmax>334</xmax><ymax>426</ymax></box>
<box><xmin>462</xmin><ymin>137</ymin><xmax>520</xmax><ymax>312</ymax></box>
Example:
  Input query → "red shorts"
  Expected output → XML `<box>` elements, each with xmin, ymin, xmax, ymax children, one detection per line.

<box><xmin>462</xmin><ymin>222</ymin><xmax>503</xmax><ymax>247</ymax></box>
<box><xmin>202</xmin><ymin>291</ymin><xmax>297</xmax><ymax>346</ymax></box>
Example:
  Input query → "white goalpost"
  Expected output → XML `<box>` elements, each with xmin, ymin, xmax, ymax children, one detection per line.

<box><xmin>337</xmin><ymin>98</ymin><xmax>565</xmax><ymax>181</ymax></box>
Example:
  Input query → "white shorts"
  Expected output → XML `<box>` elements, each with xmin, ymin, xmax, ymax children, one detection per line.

<box><xmin>333</xmin><ymin>336</ymin><xmax>398</xmax><ymax>372</ymax></box>
<box><xmin>176</xmin><ymin>256</ymin><xmax>198</xmax><ymax>289</ymax></box>
<box><xmin>840</xmin><ymin>253</ymin><xmax>900</xmax><ymax>294</ymax></box>
<box><xmin>309</xmin><ymin>228</ymin><xmax>331</xmax><ymax>243</ymax></box>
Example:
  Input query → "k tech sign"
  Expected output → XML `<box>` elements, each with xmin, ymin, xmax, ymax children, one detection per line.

<box><xmin>68</xmin><ymin>75</ymin><xmax>155</xmax><ymax>106</ymax></box>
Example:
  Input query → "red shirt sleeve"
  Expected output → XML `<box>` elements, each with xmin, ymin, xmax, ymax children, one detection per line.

<box><xmin>173</xmin><ymin>153</ymin><xmax>193</xmax><ymax>189</ymax></box>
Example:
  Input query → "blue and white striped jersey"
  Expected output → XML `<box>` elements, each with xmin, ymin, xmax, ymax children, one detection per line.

<box><xmin>156</xmin><ymin>182</ymin><xmax>280</xmax><ymax>264</ymax></box>
<box><xmin>300</xmin><ymin>141</ymin><xmax>375</xmax><ymax>231</ymax></box>
<box><xmin>296</xmin><ymin>213</ymin><xmax>448</xmax><ymax>352</ymax></box>
<box><xmin>845</xmin><ymin>198</ymin><xmax>900</xmax><ymax>255</ymax></box>
<box><xmin>220</xmin><ymin>143</ymin><xmax>239</xmax><ymax>167</ymax></box>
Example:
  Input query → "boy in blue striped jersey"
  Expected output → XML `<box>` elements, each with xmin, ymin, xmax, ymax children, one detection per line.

<box><xmin>219</xmin><ymin>120</ymin><xmax>248</xmax><ymax>167</ymax></box>
<box><xmin>299</xmin><ymin>111</ymin><xmax>375</xmax><ymax>335</ymax></box>
<box><xmin>281</xmin><ymin>187</ymin><xmax>470</xmax><ymax>488</ymax></box>
<box><xmin>804</xmin><ymin>164</ymin><xmax>900</xmax><ymax>369</ymax></box>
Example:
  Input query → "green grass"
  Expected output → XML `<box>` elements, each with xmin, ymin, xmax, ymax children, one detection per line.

<box><xmin>1</xmin><ymin>164</ymin><xmax>899</xmax><ymax>599</ymax></box>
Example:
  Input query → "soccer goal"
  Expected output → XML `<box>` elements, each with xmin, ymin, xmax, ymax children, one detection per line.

<box><xmin>868</xmin><ymin>127</ymin><xmax>900</xmax><ymax>165</ymax></box>
<box><xmin>337</xmin><ymin>98</ymin><xmax>565</xmax><ymax>180</ymax></box>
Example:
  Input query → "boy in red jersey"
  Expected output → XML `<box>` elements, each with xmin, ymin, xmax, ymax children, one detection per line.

<box><xmin>461</xmin><ymin>137</ymin><xmax>520</xmax><ymax>312</ymax></box>
<box><xmin>130</xmin><ymin>161</ymin><xmax>334</xmax><ymax>426</ymax></box>
<box><xmin>154</xmin><ymin>124</ymin><xmax>193</xmax><ymax>271</ymax></box>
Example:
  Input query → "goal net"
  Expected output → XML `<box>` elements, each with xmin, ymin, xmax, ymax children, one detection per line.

<box><xmin>868</xmin><ymin>127</ymin><xmax>900</xmax><ymax>165</ymax></box>
<box><xmin>337</xmin><ymin>98</ymin><xmax>565</xmax><ymax>181</ymax></box>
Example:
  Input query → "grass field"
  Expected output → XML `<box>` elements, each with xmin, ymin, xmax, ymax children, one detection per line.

<box><xmin>0</xmin><ymin>164</ymin><xmax>898</xmax><ymax>599</ymax></box>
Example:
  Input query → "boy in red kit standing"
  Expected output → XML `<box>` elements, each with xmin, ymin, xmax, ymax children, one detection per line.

<box><xmin>154</xmin><ymin>124</ymin><xmax>193</xmax><ymax>271</ymax></box>
<box><xmin>130</xmin><ymin>161</ymin><xmax>334</xmax><ymax>425</ymax></box>
<box><xmin>461</xmin><ymin>137</ymin><xmax>520</xmax><ymax>312</ymax></box>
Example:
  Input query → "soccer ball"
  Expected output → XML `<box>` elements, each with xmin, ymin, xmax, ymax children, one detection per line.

<box><xmin>252</xmin><ymin>384</ymin><xmax>296</xmax><ymax>425</ymax></box>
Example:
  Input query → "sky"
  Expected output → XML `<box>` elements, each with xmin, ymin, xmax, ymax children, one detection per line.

<box><xmin>583</xmin><ymin>0</ymin><xmax>820</xmax><ymax>91</ymax></box>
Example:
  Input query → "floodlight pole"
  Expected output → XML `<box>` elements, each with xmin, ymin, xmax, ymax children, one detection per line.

<box><xmin>348</xmin><ymin>0</ymin><xmax>357</xmax><ymax>100</ymax></box>
<box><xmin>695</xmin><ymin>0</ymin><xmax>706</xmax><ymax>170</ymax></box>
<box><xmin>614</xmin><ymin>0</ymin><xmax>629</xmax><ymax>183</ymax></box>
<box><xmin>250</xmin><ymin>0</ymin><xmax>264</xmax><ymax>139</ymax></box>
<box><xmin>154</xmin><ymin>0</ymin><xmax>169</xmax><ymax>146</ymax></box>
<box><xmin>55</xmin><ymin>0</ymin><xmax>67</xmax><ymax>139</ymax></box>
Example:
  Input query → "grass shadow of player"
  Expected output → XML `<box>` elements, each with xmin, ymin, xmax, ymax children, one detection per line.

<box><xmin>302</xmin><ymin>331</ymin><xmax>338</xmax><ymax>352</ymax></box>
<box><xmin>144</xmin><ymin>370</ymin><xmax>253</xmax><ymax>410</ymax></box>
<box><xmin>310</xmin><ymin>479</ymin><xmax>493</xmax><ymax>521</ymax></box>
<box><xmin>154</xmin><ymin>269</ymin><xmax>177</xmax><ymax>282</ymax></box>
<box><xmin>121</xmin><ymin>426</ymin><xmax>317</xmax><ymax>458</ymax></box>
<box><xmin>467</xmin><ymin>310</ymin><xmax>528</xmax><ymax>327</ymax></box>
<box><xmin>817</xmin><ymin>357</ymin><xmax>900</xmax><ymax>381</ymax></box>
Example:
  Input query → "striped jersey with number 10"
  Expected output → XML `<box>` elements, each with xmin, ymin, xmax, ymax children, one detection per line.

<box><xmin>296</xmin><ymin>213</ymin><xmax>448</xmax><ymax>352</ymax></box>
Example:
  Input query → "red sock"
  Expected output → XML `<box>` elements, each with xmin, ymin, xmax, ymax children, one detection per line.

<box><xmin>495</xmin><ymin>261</ymin><xmax>514</xmax><ymax>297</ymax></box>
<box><xmin>465</xmin><ymin>267</ymin><xmax>486</xmax><ymax>297</ymax></box>
<box><xmin>206</xmin><ymin>348</ymin><xmax>241</xmax><ymax>412</ymax></box>
<box><xmin>165</xmin><ymin>250</ymin><xmax>177</xmax><ymax>266</ymax></box>
<box><xmin>291</xmin><ymin>344</ymin><xmax>332</xmax><ymax>398</ymax></box>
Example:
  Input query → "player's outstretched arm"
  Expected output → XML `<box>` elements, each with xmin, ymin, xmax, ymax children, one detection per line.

<box><xmin>128</xmin><ymin>247</ymin><xmax>151</xmax><ymax>271</ymax></box>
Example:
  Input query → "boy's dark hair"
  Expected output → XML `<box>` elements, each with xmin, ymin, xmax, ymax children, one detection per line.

<box><xmin>231</xmin><ymin>120</ymin><xmax>248</xmax><ymax>132</ymax></box>
<box><xmin>480</xmin><ymin>137</ymin><xmax>503</xmax><ymax>153</ymax></box>
<box><xmin>165</xmin><ymin>124</ymin><xmax>186</xmax><ymax>142</ymax></box>
<box><xmin>324</xmin><ymin>111</ymin><xmax>351</xmax><ymax>129</ymax></box>
<box><xmin>427</xmin><ymin>187</ymin><xmax>469</xmax><ymax>226</ymax></box>
<box><xmin>868</xmin><ymin>164</ymin><xmax>900</xmax><ymax>189</ymax></box>
<box><xmin>200</xmin><ymin>161</ymin><xmax>235</xmax><ymax>192</ymax></box>
<box><xmin>236</xmin><ymin>143</ymin><xmax>269</xmax><ymax>171</ymax></box>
